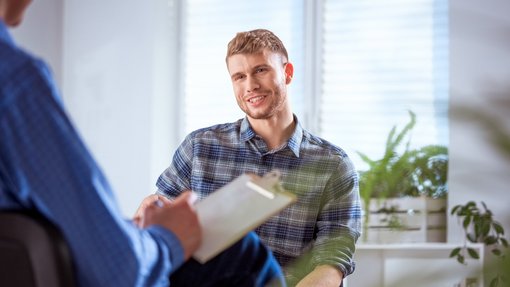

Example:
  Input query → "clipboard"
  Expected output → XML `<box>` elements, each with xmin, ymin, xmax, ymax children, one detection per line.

<box><xmin>192</xmin><ymin>170</ymin><xmax>296</xmax><ymax>263</ymax></box>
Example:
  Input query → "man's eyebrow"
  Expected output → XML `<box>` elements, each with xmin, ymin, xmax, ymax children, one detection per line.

<box><xmin>230</xmin><ymin>71</ymin><xmax>244</xmax><ymax>79</ymax></box>
<box><xmin>230</xmin><ymin>64</ymin><xmax>271</xmax><ymax>79</ymax></box>
<box><xmin>253</xmin><ymin>64</ymin><xmax>270</xmax><ymax>71</ymax></box>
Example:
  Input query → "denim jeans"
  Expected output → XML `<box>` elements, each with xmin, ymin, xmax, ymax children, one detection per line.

<box><xmin>170</xmin><ymin>232</ymin><xmax>286</xmax><ymax>287</ymax></box>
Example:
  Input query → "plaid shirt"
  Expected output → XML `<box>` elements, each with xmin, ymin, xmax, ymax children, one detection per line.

<box><xmin>157</xmin><ymin>116</ymin><xmax>362</xmax><ymax>279</ymax></box>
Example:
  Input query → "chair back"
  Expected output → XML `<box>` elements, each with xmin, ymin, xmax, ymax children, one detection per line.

<box><xmin>0</xmin><ymin>210</ymin><xmax>76</xmax><ymax>287</ymax></box>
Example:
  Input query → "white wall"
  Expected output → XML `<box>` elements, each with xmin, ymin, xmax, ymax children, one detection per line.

<box><xmin>61</xmin><ymin>0</ymin><xmax>181</xmax><ymax>215</ymax></box>
<box><xmin>10</xmin><ymin>0</ymin><xmax>180</xmax><ymax>216</ymax></box>
<box><xmin>448</xmin><ymin>0</ymin><xmax>510</xmax><ymax>242</ymax></box>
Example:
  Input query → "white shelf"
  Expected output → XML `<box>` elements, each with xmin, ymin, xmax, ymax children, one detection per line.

<box><xmin>357</xmin><ymin>242</ymin><xmax>484</xmax><ymax>251</ymax></box>
<box><xmin>345</xmin><ymin>243</ymin><xmax>484</xmax><ymax>287</ymax></box>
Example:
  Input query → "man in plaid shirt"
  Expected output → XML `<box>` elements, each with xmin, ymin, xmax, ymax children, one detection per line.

<box><xmin>155</xmin><ymin>29</ymin><xmax>362</xmax><ymax>286</ymax></box>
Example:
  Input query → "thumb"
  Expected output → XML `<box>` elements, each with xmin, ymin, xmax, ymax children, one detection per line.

<box><xmin>173</xmin><ymin>190</ymin><xmax>198</xmax><ymax>206</ymax></box>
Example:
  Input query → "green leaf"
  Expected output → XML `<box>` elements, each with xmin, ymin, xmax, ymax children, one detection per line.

<box><xmin>463</xmin><ymin>216</ymin><xmax>472</xmax><ymax>229</ymax></box>
<box><xmin>474</xmin><ymin>220</ymin><xmax>482</xmax><ymax>238</ymax></box>
<box><xmin>492</xmin><ymin>248</ymin><xmax>502</xmax><ymax>256</ymax></box>
<box><xmin>500</xmin><ymin>238</ymin><xmax>508</xmax><ymax>248</ymax></box>
<box><xmin>467</xmin><ymin>233</ymin><xmax>477</xmax><ymax>243</ymax></box>
<box><xmin>357</xmin><ymin>151</ymin><xmax>374</xmax><ymax>165</ymax></box>
<box><xmin>451</xmin><ymin>205</ymin><xmax>461</xmax><ymax>215</ymax></box>
<box><xmin>489</xmin><ymin>277</ymin><xmax>498</xmax><ymax>287</ymax></box>
<box><xmin>484</xmin><ymin>236</ymin><xmax>498</xmax><ymax>245</ymax></box>
<box><xmin>388</xmin><ymin>110</ymin><xmax>416</xmax><ymax>152</ymax></box>
<box><xmin>457</xmin><ymin>255</ymin><xmax>465</xmax><ymax>264</ymax></box>
<box><xmin>493</xmin><ymin>222</ymin><xmax>504</xmax><ymax>235</ymax></box>
<box><xmin>481</xmin><ymin>220</ymin><xmax>491</xmax><ymax>237</ymax></box>
<box><xmin>466</xmin><ymin>201</ymin><xmax>476</xmax><ymax>209</ymax></box>
<box><xmin>449</xmin><ymin>247</ymin><xmax>461</xmax><ymax>258</ymax></box>
<box><xmin>385</xmin><ymin>126</ymin><xmax>398</xmax><ymax>153</ymax></box>
<box><xmin>481</xmin><ymin>201</ymin><xmax>488</xmax><ymax>211</ymax></box>
<box><xmin>467</xmin><ymin>248</ymin><xmax>479</xmax><ymax>259</ymax></box>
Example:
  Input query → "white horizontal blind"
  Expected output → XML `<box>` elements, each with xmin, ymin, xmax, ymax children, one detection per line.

<box><xmin>181</xmin><ymin>0</ymin><xmax>305</xmax><ymax>136</ymax></box>
<box><xmin>320</xmin><ymin>0</ymin><xmax>449</xmax><ymax>170</ymax></box>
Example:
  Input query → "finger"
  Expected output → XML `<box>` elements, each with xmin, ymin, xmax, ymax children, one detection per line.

<box><xmin>133</xmin><ymin>205</ymin><xmax>146</xmax><ymax>220</ymax></box>
<box><xmin>139</xmin><ymin>203</ymin><xmax>161</xmax><ymax>227</ymax></box>
<box><xmin>149</xmin><ymin>194</ymin><xmax>162</xmax><ymax>205</ymax></box>
<box><xmin>133</xmin><ymin>216</ymin><xmax>142</xmax><ymax>227</ymax></box>
<box><xmin>173</xmin><ymin>191</ymin><xmax>198</xmax><ymax>206</ymax></box>
<box><xmin>187</xmin><ymin>192</ymin><xmax>198</xmax><ymax>205</ymax></box>
<box><xmin>157</xmin><ymin>195</ymin><xmax>173</xmax><ymax>204</ymax></box>
<box><xmin>134</xmin><ymin>194</ymin><xmax>158</xmax><ymax>218</ymax></box>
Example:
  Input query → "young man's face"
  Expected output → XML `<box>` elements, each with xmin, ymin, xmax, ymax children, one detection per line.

<box><xmin>3</xmin><ymin>0</ymin><xmax>32</xmax><ymax>27</ymax></box>
<box><xmin>227</xmin><ymin>49</ymin><xmax>293</xmax><ymax>121</ymax></box>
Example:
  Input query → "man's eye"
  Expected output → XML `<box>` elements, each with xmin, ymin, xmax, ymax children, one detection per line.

<box><xmin>234</xmin><ymin>75</ymin><xmax>245</xmax><ymax>81</ymax></box>
<box><xmin>255</xmin><ymin>68</ymin><xmax>266</xmax><ymax>73</ymax></box>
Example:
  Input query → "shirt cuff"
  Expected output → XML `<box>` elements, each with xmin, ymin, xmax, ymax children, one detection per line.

<box><xmin>146</xmin><ymin>225</ymin><xmax>185</xmax><ymax>272</ymax></box>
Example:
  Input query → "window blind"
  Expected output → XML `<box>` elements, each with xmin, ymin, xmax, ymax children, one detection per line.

<box><xmin>320</xmin><ymin>0</ymin><xmax>449</xmax><ymax>169</ymax></box>
<box><xmin>181</xmin><ymin>0</ymin><xmax>305</xmax><ymax>135</ymax></box>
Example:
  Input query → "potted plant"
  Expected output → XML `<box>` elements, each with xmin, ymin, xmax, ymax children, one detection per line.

<box><xmin>450</xmin><ymin>201</ymin><xmax>509</xmax><ymax>287</ymax></box>
<box><xmin>357</xmin><ymin>111</ymin><xmax>448</xmax><ymax>243</ymax></box>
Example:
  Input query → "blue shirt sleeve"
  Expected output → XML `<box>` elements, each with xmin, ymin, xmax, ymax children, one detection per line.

<box><xmin>0</xmin><ymin>42</ymin><xmax>184</xmax><ymax>286</ymax></box>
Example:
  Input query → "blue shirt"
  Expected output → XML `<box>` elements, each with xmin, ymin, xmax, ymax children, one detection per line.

<box><xmin>0</xmin><ymin>20</ymin><xmax>183</xmax><ymax>286</ymax></box>
<box><xmin>156</xmin><ymin>116</ymin><xmax>362</xmax><ymax>278</ymax></box>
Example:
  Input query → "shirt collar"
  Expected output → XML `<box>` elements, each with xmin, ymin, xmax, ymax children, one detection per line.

<box><xmin>240</xmin><ymin>117</ymin><xmax>256</xmax><ymax>142</ymax></box>
<box><xmin>0</xmin><ymin>20</ymin><xmax>14</xmax><ymax>45</ymax></box>
<box><xmin>239</xmin><ymin>115</ymin><xmax>304</xmax><ymax>158</ymax></box>
<box><xmin>287</xmin><ymin>116</ymin><xmax>304</xmax><ymax>157</ymax></box>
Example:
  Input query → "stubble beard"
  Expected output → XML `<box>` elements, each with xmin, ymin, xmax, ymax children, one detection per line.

<box><xmin>243</xmin><ymin>94</ymin><xmax>287</xmax><ymax>120</ymax></box>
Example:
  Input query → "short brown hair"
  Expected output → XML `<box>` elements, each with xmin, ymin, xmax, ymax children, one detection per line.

<box><xmin>226</xmin><ymin>29</ymin><xmax>289</xmax><ymax>62</ymax></box>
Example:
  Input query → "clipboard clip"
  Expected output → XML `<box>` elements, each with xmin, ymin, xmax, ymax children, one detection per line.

<box><xmin>250</xmin><ymin>170</ymin><xmax>285</xmax><ymax>195</ymax></box>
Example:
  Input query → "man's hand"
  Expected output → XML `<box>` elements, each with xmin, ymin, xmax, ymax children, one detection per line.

<box><xmin>133</xmin><ymin>194</ymin><xmax>162</xmax><ymax>227</ymax></box>
<box><xmin>135</xmin><ymin>191</ymin><xmax>202</xmax><ymax>261</ymax></box>
<box><xmin>295</xmin><ymin>265</ymin><xmax>343</xmax><ymax>287</ymax></box>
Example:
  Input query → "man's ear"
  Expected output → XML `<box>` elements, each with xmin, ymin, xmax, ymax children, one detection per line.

<box><xmin>284</xmin><ymin>62</ymin><xmax>294</xmax><ymax>84</ymax></box>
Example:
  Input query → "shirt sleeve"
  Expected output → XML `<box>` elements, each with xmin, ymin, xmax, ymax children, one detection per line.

<box><xmin>0</xmin><ymin>56</ymin><xmax>183</xmax><ymax>286</ymax></box>
<box><xmin>156</xmin><ymin>134</ymin><xmax>194</xmax><ymax>198</ymax></box>
<box><xmin>310</xmin><ymin>155</ymin><xmax>362</xmax><ymax>277</ymax></box>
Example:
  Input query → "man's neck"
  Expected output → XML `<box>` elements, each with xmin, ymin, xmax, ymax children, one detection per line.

<box><xmin>248</xmin><ymin>112</ymin><xmax>295</xmax><ymax>150</ymax></box>
<box><xmin>0</xmin><ymin>2</ymin><xmax>8</xmax><ymax>23</ymax></box>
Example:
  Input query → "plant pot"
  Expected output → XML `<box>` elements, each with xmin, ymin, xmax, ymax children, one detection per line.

<box><xmin>362</xmin><ymin>196</ymin><xmax>447</xmax><ymax>244</ymax></box>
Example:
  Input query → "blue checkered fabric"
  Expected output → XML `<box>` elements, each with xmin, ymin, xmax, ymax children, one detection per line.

<box><xmin>157</xmin><ymin>116</ymin><xmax>362</xmax><ymax>278</ymax></box>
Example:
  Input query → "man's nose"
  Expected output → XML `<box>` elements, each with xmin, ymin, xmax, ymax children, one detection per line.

<box><xmin>246</xmin><ymin>76</ymin><xmax>260</xmax><ymax>92</ymax></box>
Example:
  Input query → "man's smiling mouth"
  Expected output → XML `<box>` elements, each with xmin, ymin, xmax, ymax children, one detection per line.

<box><xmin>248</xmin><ymin>95</ymin><xmax>266</xmax><ymax>103</ymax></box>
